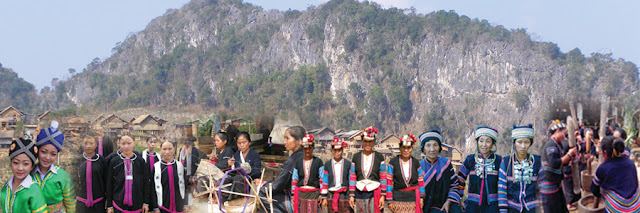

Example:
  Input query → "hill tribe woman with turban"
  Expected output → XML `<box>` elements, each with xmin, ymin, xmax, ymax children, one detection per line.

<box><xmin>541</xmin><ymin>120</ymin><xmax>577</xmax><ymax>213</ymax></box>
<box><xmin>349</xmin><ymin>126</ymin><xmax>387</xmax><ymax>213</ymax></box>
<box><xmin>1</xmin><ymin>138</ymin><xmax>48</xmax><ymax>213</ymax></box>
<box><xmin>291</xmin><ymin>134</ymin><xmax>325</xmax><ymax>213</ymax></box>
<box><xmin>497</xmin><ymin>125</ymin><xmax>542</xmax><ymax>213</ymax></box>
<box><xmin>386</xmin><ymin>134</ymin><xmax>425</xmax><ymax>213</ymax></box>
<box><xmin>33</xmin><ymin>121</ymin><xmax>76</xmax><ymax>213</ymax></box>
<box><xmin>591</xmin><ymin>136</ymin><xmax>640</xmax><ymax>212</ymax></box>
<box><xmin>457</xmin><ymin>126</ymin><xmax>502</xmax><ymax>213</ymax></box>
<box><xmin>321</xmin><ymin>137</ymin><xmax>356</xmax><ymax>213</ymax></box>
<box><xmin>418</xmin><ymin>130</ymin><xmax>462</xmax><ymax>213</ymax></box>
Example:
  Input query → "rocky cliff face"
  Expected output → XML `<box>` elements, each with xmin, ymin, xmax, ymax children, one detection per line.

<box><xmin>56</xmin><ymin>0</ymin><xmax>638</xmax><ymax>155</ymax></box>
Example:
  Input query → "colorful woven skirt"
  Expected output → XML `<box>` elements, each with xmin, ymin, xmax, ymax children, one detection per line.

<box><xmin>389</xmin><ymin>201</ymin><xmax>416</xmax><ymax>213</ymax></box>
<box><xmin>298</xmin><ymin>190</ymin><xmax>320</xmax><ymax>213</ymax></box>
<box><xmin>47</xmin><ymin>203</ymin><xmax>65</xmax><ymax>213</ymax></box>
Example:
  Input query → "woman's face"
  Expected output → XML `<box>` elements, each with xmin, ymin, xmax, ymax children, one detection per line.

<box><xmin>362</xmin><ymin>139</ymin><xmax>374</xmax><ymax>152</ymax></box>
<box><xmin>147</xmin><ymin>139</ymin><xmax>157</xmax><ymax>151</ymax></box>
<box><xmin>119</xmin><ymin>136</ymin><xmax>134</xmax><ymax>155</ymax></box>
<box><xmin>515</xmin><ymin>138</ymin><xmax>532</xmax><ymax>156</ymax></box>
<box><xmin>83</xmin><ymin>137</ymin><xmax>97</xmax><ymax>155</ymax></box>
<box><xmin>161</xmin><ymin>142</ymin><xmax>175</xmax><ymax>162</ymax></box>
<box><xmin>11</xmin><ymin>154</ymin><xmax>32</xmax><ymax>181</ymax></box>
<box><xmin>283</xmin><ymin>130</ymin><xmax>300</xmax><ymax>151</ymax></box>
<box><xmin>423</xmin><ymin>140</ymin><xmax>440</xmax><ymax>161</ymax></box>
<box><xmin>303</xmin><ymin>146</ymin><xmax>314</xmax><ymax>159</ymax></box>
<box><xmin>38</xmin><ymin>144</ymin><xmax>58</xmax><ymax>168</ymax></box>
<box><xmin>237</xmin><ymin>136</ymin><xmax>250</xmax><ymax>153</ymax></box>
<box><xmin>477</xmin><ymin>136</ymin><xmax>493</xmax><ymax>156</ymax></box>
<box><xmin>332</xmin><ymin>148</ymin><xmax>343</xmax><ymax>161</ymax></box>
<box><xmin>214</xmin><ymin>135</ymin><xmax>227</xmax><ymax>149</ymax></box>
<box><xmin>400</xmin><ymin>146</ymin><xmax>412</xmax><ymax>159</ymax></box>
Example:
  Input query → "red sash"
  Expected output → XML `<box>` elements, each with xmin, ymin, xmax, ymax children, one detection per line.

<box><xmin>330</xmin><ymin>187</ymin><xmax>348</xmax><ymax>212</ymax></box>
<box><xmin>293</xmin><ymin>187</ymin><xmax>319</xmax><ymax>213</ymax></box>
<box><xmin>374</xmin><ymin>187</ymin><xmax>382</xmax><ymax>213</ymax></box>
<box><xmin>399</xmin><ymin>185</ymin><xmax>422</xmax><ymax>213</ymax></box>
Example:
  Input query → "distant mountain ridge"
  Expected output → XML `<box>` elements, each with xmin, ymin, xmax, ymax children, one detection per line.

<box><xmin>5</xmin><ymin>0</ymin><xmax>639</xmax><ymax>154</ymax></box>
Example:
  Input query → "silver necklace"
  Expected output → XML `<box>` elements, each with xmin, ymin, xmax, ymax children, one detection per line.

<box><xmin>83</xmin><ymin>152</ymin><xmax>99</xmax><ymax>162</ymax></box>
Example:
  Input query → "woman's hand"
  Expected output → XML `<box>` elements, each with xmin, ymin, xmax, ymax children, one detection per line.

<box><xmin>322</xmin><ymin>198</ymin><xmax>328</xmax><ymax>208</ymax></box>
<box><xmin>349</xmin><ymin>197</ymin><xmax>355</xmax><ymax>209</ymax></box>
<box><xmin>442</xmin><ymin>200</ymin><xmax>452</xmax><ymax>213</ymax></box>
<box><xmin>228</xmin><ymin>157</ymin><xmax>235</xmax><ymax>167</ymax></box>
<box><xmin>379</xmin><ymin>196</ymin><xmax>385</xmax><ymax>210</ymax></box>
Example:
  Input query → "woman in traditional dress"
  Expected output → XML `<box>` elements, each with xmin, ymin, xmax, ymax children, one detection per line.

<box><xmin>456</xmin><ymin>127</ymin><xmax>501</xmax><ymax>213</ymax></box>
<box><xmin>211</xmin><ymin>132</ymin><xmax>234</xmax><ymax>171</ymax></box>
<box><xmin>153</xmin><ymin>141</ymin><xmax>187</xmax><ymax>213</ymax></box>
<box><xmin>387</xmin><ymin>134</ymin><xmax>425</xmax><ymax>213</ymax></box>
<box><xmin>142</xmin><ymin>135</ymin><xmax>160</xmax><ymax>172</ymax></box>
<box><xmin>541</xmin><ymin>120</ymin><xmax>577</xmax><ymax>213</ymax></box>
<box><xmin>497</xmin><ymin>125</ymin><xmax>542</xmax><ymax>213</ymax></box>
<box><xmin>591</xmin><ymin>136</ymin><xmax>640</xmax><ymax>212</ymax></box>
<box><xmin>105</xmin><ymin>135</ymin><xmax>152</xmax><ymax>213</ymax></box>
<box><xmin>291</xmin><ymin>134</ymin><xmax>324</xmax><ymax>213</ymax></box>
<box><xmin>321</xmin><ymin>137</ymin><xmax>355</xmax><ymax>213</ymax></box>
<box><xmin>1</xmin><ymin>138</ymin><xmax>48</xmax><ymax>213</ymax></box>
<box><xmin>33</xmin><ymin>121</ymin><xmax>76</xmax><ymax>213</ymax></box>
<box><xmin>258</xmin><ymin>126</ymin><xmax>306</xmax><ymax>213</ymax></box>
<box><xmin>349</xmin><ymin>126</ymin><xmax>387</xmax><ymax>213</ymax></box>
<box><xmin>229</xmin><ymin>132</ymin><xmax>261</xmax><ymax>180</ymax></box>
<box><xmin>418</xmin><ymin>130</ymin><xmax>462</xmax><ymax>213</ymax></box>
<box><xmin>77</xmin><ymin>133</ymin><xmax>107</xmax><ymax>213</ymax></box>
<box><xmin>222</xmin><ymin>132</ymin><xmax>262</xmax><ymax>202</ymax></box>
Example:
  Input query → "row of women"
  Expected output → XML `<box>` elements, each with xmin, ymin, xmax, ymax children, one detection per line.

<box><xmin>256</xmin><ymin>125</ymin><xmax>542</xmax><ymax>213</ymax></box>
<box><xmin>0</xmin><ymin>121</ymin><xmax>235</xmax><ymax>213</ymax></box>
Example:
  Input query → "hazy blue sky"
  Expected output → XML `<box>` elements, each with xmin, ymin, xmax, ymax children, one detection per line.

<box><xmin>1</xmin><ymin>0</ymin><xmax>638</xmax><ymax>89</ymax></box>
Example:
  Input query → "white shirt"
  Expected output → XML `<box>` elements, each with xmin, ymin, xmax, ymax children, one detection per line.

<box><xmin>401</xmin><ymin>159</ymin><xmax>411</xmax><ymax>183</ymax></box>
<box><xmin>362</xmin><ymin>153</ymin><xmax>373</xmax><ymax>179</ymax></box>
<box><xmin>34</xmin><ymin>164</ymin><xmax>58</xmax><ymax>180</ymax></box>
<box><xmin>333</xmin><ymin>159</ymin><xmax>343</xmax><ymax>187</ymax></box>
<box><xmin>7</xmin><ymin>175</ymin><xmax>35</xmax><ymax>191</ymax></box>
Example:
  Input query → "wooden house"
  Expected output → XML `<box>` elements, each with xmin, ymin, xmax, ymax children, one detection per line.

<box><xmin>37</xmin><ymin>111</ymin><xmax>52</xmax><ymax>130</ymax></box>
<box><xmin>0</xmin><ymin>130</ymin><xmax>14</xmax><ymax>148</ymax></box>
<box><xmin>0</xmin><ymin>106</ymin><xmax>24</xmax><ymax>131</ymax></box>
<box><xmin>131</xmin><ymin>114</ymin><xmax>165</xmax><ymax>140</ymax></box>
<box><xmin>64</xmin><ymin>117</ymin><xmax>89</xmax><ymax>134</ymax></box>
<box><xmin>101</xmin><ymin>114</ymin><xmax>130</xmax><ymax>135</ymax></box>
<box><xmin>307</xmin><ymin>127</ymin><xmax>335</xmax><ymax>149</ymax></box>
<box><xmin>376</xmin><ymin>134</ymin><xmax>400</xmax><ymax>158</ymax></box>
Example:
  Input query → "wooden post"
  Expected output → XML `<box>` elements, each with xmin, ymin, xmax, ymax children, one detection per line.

<box><xmin>567</xmin><ymin>115</ymin><xmax>582</xmax><ymax>194</ymax></box>
<box><xmin>599</xmin><ymin>97</ymin><xmax>609</xmax><ymax>165</ymax></box>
